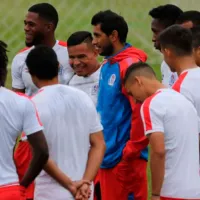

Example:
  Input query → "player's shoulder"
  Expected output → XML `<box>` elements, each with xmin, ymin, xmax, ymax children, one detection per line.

<box><xmin>54</xmin><ymin>40</ymin><xmax>67</xmax><ymax>50</ymax></box>
<box><xmin>12</xmin><ymin>46</ymin><xmax>33</xmax><ymax>63</ymax></box>
<box><xmin>142</xmin><ymin>89</ymin><xmax>169</xmax><ymax>111</ymax></box>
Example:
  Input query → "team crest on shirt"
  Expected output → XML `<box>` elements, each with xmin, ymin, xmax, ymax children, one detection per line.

<box><xmin>169</xmin><ymin>73</ymin><xmax>175</xmax><ymax>87</ymax></box>
<box><xmin>91</xmin><ymin>84</ymin><xmax>99</xmax><ymax>95</ymax></box>
<box><xmin>58</xmin><ymin>63</ymin><xmax>64</xmax><ymax>75</ymax></box>
<box><xmin>108</xmin><ymin>74</ymin><xmax>116</xmax><ymax>86</ymax></box>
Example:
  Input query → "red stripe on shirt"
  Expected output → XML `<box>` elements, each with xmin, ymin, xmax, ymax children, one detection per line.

<box><xmin>15</xmin><ymin>92</ymin><xmax>43</xmax><ymax>126</ymax></box>
<box><xmin>142</xmin><ymin>91</ymin><xmax>161</xmax><ymax>131</ymax></box>
<box><xmin>58</xmin><ymin>40</ymin><xmax>67</xmax><ymax>47</ymax></box>
<box><xmin>172</xmin><ymin>71</ymin><xmax>188</xmax><ymax>92</ymax></box>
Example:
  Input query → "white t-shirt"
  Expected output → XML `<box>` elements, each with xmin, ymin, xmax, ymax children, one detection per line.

<box><xmin>32</xmin><ymin>84</ymin><xmax>103</xmax><ymax>200</ymax></box>
<box><xmin>140</xmin><ymin>88</ymin><xmax>200</xmax><ymax>199</ymax></box>
<box><xmin>172</xmin><ymin>67</ymin><xmax>200</xmax><ymax>118</ymax></box>
<box><xmin>11</xmin><ymin>40</ymin><xmax>74</xmax><ymax>96</ymax></box>
<box><xmin>0</xmin><ymin>87</ymin><xmax>43</xmax><ymax>187</ymax></box>
<box><xmin>69</xmin><ymin>67</ymin><xmax>101</xmax><ymax>106</ymax></box>
<box><xmin>161</xmin><ymin>61</ymin><xmax>178</xmax><ymax>87</ymax></box>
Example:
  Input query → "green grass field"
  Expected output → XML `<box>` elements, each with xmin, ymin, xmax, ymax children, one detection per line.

<box><xmin>3</xmin><ymin>0</ymin><xmax>200</xmax><ymax>199</ymax></box>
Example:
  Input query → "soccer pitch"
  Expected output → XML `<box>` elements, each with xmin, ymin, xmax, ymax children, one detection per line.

<box><xmin>3</xmin><ymin>0</ymin><xmax>200</xmax><ymax>199</ymax></box>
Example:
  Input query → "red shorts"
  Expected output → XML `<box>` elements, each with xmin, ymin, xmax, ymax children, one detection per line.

<box><xmin>161</xmin><ymin>197</ymin><xmax>200</xmax><ymax>200</ymax></box>
<box><xmin>14</xmin><ymin>140</ymin><xmax>34</xmax><ymax>199</ymax></box>
<box><xmin>0</xmin><ymin>185</ymin><xmax>25</xmax><ymax>200</ymax></box>
<box><xmin>94</xmin><ymin>171</ymin><xmax>101</xmax><ymax>200</ymax></box>
<box><xmin>99</xmin><ymin>158</ymin><xmax>147</xmax><ymax>200</ymax></box>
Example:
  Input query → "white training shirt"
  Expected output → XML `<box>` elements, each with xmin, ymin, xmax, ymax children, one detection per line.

<box><xmin>11</xmin><ymin>40</ymin><xmax>74</xmax><ymax>96</ymax></box>
<box><xmin>141</xmin><ymin>88</ymin><xmax>200</xmax><ymax>199</ymax></box>
<box><xmin>161</xmin><ymin>61</ymin><xmax>178</xmax><ymax>87</ymax></box>
<box><xmin>0</xmin><ymin>87</ymin><xmax>43</xmax><ymax>187</ymax></box>
<box><xmin>69</xmin><ymin>67</ymin><xmax>101</xmax><ymax>106</ymax></box>
<box><xmin>32</xmin><ymin>84</ymin><xmax>103</xmax><ymax>200</ymax></box>
<box><xmin>172</xmin><ymin>67</ymin><xmax>200</xmax><ymax>118</ymax></box>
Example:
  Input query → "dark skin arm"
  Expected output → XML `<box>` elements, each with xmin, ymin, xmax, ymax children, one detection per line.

<box><xmin>20</xmin><ymin>131</ymin><xmax>49</xmax><ymax>187</ymax></box>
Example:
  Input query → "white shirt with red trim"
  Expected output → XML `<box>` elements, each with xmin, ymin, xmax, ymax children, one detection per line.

<box><xmin>11</xmin><ymin>40</ymin><xmax>74</xmax><ymax>96</ymax></box>
<box><xmin>69</xmin><ymin>67</ymin><xmax>101</xmax><ymax>106</ymax></box>
<box><xmin>172</xmin><ymin>67</ymin><xmax>200</xmax><ymax>119</ymax></box>
<box><xmin>0</xmin><ymin>87</ymin><xmax>43</xmax><ymax>187</ymax></box>
<box><xmin>141</xmin><ymin>88</ymin><xmax>200</xmax><ymax>199</ymax></box>
<box><xmin>32</xmin><ymin>84</ymin><xmax>102</xmax><ymax>200</ymax></box>
<box><xmin>161</xmin><ymin>61</ymin><xmax>178</xmax><ymax>87</ymax></box>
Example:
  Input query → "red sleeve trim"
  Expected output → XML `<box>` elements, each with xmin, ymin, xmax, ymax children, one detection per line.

<box><xmin>172</xmin><ymin>71</ymin><xmax>188</xmax><ymax>92</ymax></box>
<box><xmin>142</xmin><ymin>91</ymin><xmax>161</xmax><ymax>131</ymax></box>
<box><xmin>58</xmin><ymin>40</ymin><xmax>67</xmax><ymax>47</ymax></box>
<box><xmin>17</xmin><ymin>47</ymin><xmax>31</xmax><ymax>54</ymax></box>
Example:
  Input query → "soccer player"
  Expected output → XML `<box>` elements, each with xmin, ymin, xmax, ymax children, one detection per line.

<box><xmin>11</xmin><ymin>3</ymin><xmax>73</xmax><ymax>96</ymax></box>
<box><xmin>13</xmin><ymin>3</ymin><xmax>73</xmax><ymax>199</ymax></box>
<box><xmin>176</xmin><ymin>10</ymin><xmax>200</xmax><ymax>28</ymax></box>
<box><xmin>0</xmin><ymin>41</ymin><xmax>49</xmax><ymax>199</ymax></box>
<box><xmin>25</xmin><ymin>45</ymin><xmax>106</xmax><ymax>200</ymax></box>
<box><xmin>159</xmin><ymin>25</ymin><xmax>200</xmax><ymax>118</ymax></box>
<box><xmin>149</xmin><ymin>4</ymin><xmax>183</xmax><ymax>87</ymax></box>
<box><xmin>68</xmin><ymin>31</ymin><xmax>100</xmax><ymax>105</ymax></box>
<box><xmin>91</xmin><ymin>10</ymin><xmax>149</xmax><ymax>200</ymax></box>
<box><xmin>191</xmin><ymin>26</ymin><xmax>200</xmax><ymax>66</ymax></box>
<box><xmin>124</xmin><ymin>62</ymin><xmax>200</xmax><ymax>200</ymax></box>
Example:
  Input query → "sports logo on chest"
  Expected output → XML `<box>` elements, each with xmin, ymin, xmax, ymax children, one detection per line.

<box><xmin>91</xmin><ymin>84</ymin><xmax>99</xmax><ymax>95</ymax></box>
<box><xmin>108</xmin><ymin>74</ymin><xmax>116</xmax><ymax>86</ymax></box>
<box><xmin>58</xmin><ymin>63</ymin><xmax>64</xmax><ymax>75</ymax></box>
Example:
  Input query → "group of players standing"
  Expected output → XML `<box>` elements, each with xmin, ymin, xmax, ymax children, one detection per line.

<box><xmin>1</xmin><ymin>2</ymin><xmax>200</xmax><ymax>200</ymax></box>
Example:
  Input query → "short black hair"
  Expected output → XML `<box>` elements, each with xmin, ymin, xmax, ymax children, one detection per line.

<box><xmin>91</xmin><ymin>10</ymin><xmax>128</xmax><ymax>43</ymax></box>
<box><xmin>191</xmin><ymin>26</ymin><xmax>200</xmax><ymax>48</ymax></box>
<box><xmin>26</xmin><ymin>45</ymin><xmax>59</xmax><ymax>80</ymax></box>
<box><xmin>0</xmin><ymin>41</ymin><xmax>8</xmax><ymax>86</ymax></box>
<box><xmin>124</xmin><ymin>62</ymin><xmax>156</xmax><ymax>85</ymax></box>
<box><xmin>176</xmin><ymin>11</ymin><xmax>200</xmax><ymax>26</ymax></box>
<box><xmin>149</xmin><ymin>4</ymin><xmax>183</xmax><ymax>28</ymax></box>
<box><xmin>67</xmin><ymin>31</ymin><xmax>93</xmax><ymax>47</ymax></box>
<box><xmin>159</xmin><ymin>25</ymin><xmax>193</xmax><ymax>56</ymax></box>
<box><xmin>28</xmin><ymin>3</ymin><xmax>58</xmax><ymax>29</ymax></box>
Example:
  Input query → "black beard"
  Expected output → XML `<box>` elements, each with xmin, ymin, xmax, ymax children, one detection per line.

<box><xmin>25</xmin><ymin>32</ymin><xmax>45</xmax><ymax>47</ymax></box>
<box><xmin>100</xmin><ymin>42</ymin><xmax>114</xmax><ymax>57</ymax></box>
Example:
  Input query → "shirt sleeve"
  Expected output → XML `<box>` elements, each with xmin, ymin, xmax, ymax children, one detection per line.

<box><xmin>87</xmin><ymin>97</ymin><xmax>103</xmax><ymax>134</ymax></box>
<box><xmin>22</xmin><ymin>98</ymin><xmax>43</xmax><ymax>135</ymax></box>
<box><xmin>140</xmin><ymin>99</ymin><xmax>165</xmax><ymax>136</ymax></box>
<box><xmin>11</xmin><ymin>55</ymin><xmax>25</xmax><ymax>89</ymax></box>
<box><xmin>180</xmin><ymin>85</ymin><xmax>195</xmax><ymax>105</ymax></box>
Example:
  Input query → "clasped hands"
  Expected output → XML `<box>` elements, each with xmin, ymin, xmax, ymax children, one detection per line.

<box><xmin>69</xmin><ymin>179</ymin><xmax>92</xmax><ymax>200</ymax></box>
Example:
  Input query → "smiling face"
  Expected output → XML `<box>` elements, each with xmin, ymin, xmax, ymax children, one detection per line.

<box><xmin>68</xmin><ymin>42</ymin><xmax>98</xmax><ymax>76</ymax></box>
<box><xmin>24</xmin><ymin>12</ymin><xmax>47</xmax><ymax>47</ymax></box>
<box><xmin>92</xmin><ymin>24</ymin><xmax>114</xmax><ymax>56</ymax></box>
<box><xmin>151</xmin><ymin>19</ymin><xmax>166</xmax><ymax>51</ymax></box>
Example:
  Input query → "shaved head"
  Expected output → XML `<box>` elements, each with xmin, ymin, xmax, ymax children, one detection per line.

<box><xmin>124</xmin><ymin>62</ymin><xmax>156</xmax><ymax>85</ymax></box>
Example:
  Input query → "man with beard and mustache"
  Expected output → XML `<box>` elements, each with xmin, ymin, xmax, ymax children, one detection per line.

<box><xmin>91</xmin><ymin>10</ymin><xmax>149</xmax><ymax>200</ymax></box>
<box><xmin>11</xmin><ymin>3</ymin><xmax>73</xmax><ymax>96</ymax></box>
<box><xmin>149</xmin><ymin>4</ymin><xmax>183</xmax><ymax>87</ymax></box>
<box><xmin>12</xmin><ymin>3</ymin><xmax>73</xmax><ymax>200</ymax></box>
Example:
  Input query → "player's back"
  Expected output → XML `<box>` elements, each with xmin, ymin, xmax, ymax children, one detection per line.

<box><xmin>173</xmin><ymin>67</ymin><xmax>200</xmax><ymax>118</ymax></box>
<box><xmin>148</xmin><ymin>89</ymin><xmax>200</xmax><ymax>198</ymax></box>
<box><xmin>69</xmin><ymin>67</ymin><xmax>101</xmax><ymax>105</ymax></box>
<box><xmin>32</xmin><ymin>84</ymin><xmax>100</xmax><ymax>197</ymax></box>
<box><xmin>0</xmin><ymin>87</ymin><xmax>30</xmax><ymax>186</ymax></box>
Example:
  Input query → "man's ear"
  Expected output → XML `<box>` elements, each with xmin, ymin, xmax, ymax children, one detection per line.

<box><xmin>135</xmin><ymin>76</ymin><xmax>142</xmax><ymax>87</ymax></box>
<box><xmin>109</xmin><ymin>30</ymin><xmax>118</xmax><ymax>43</ymax></box>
